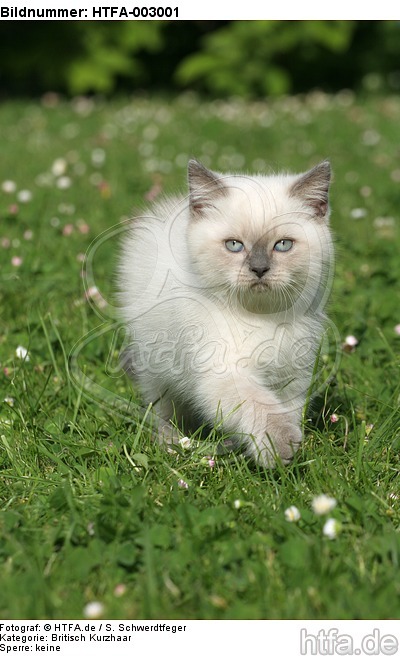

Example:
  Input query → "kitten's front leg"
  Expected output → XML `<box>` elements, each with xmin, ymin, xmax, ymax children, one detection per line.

<box><xmin>206</xmin><ymin>379</ymin><xmax>303</xmax><ymax>467</ymax></box>
<box><xmin>245</xmin><ymin>408</ymin><xmax>303</xmax><ymax>467</ymax></box>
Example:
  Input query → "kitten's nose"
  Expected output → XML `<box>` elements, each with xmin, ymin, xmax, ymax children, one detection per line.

<box><xmin>251</xmin><ymin>266</ymin><xmax>270</xmax><ymax>279</ymax></box>
<box><xmin>248</xmin><ymin>246</ymin><xmax>271</xmax><ymax>279</ymax></box>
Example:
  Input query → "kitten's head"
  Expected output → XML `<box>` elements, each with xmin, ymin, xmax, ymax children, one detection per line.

<box><xmin>186</xmin><ymin>159</ymin><xmax>333</xmax><ymax>314</ymax></box>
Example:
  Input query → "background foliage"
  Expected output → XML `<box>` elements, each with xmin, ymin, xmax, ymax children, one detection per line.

<box><xmin>1</xmin><ymin>20</ymin><xmax>400</xmax><ymax>98</ymax></box>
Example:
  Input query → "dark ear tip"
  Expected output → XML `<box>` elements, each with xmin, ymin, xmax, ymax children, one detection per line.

<box><xmin>318</xmin><ymin>159</ymin><xmax>331</xmax><ymax>174</ymax></box>
<box><xmin>188</xmin><ymin>158</ymin><xmax>203</xmax><ymax>172</ymax></box>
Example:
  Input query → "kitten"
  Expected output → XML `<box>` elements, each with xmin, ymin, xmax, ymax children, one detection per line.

<box><xmin>117</xmin><ymin>159</ymin><xmax>333</xmax><ymax>467</ymax></box>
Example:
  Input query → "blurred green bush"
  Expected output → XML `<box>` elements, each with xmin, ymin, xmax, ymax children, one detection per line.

<box><xmin>177</xmin><ymin>21</ymin><xmax>355</xmax><ymax>96</ymax></box>
<box><xmin>0</xmin><ymin>22</ymin><xmax>165</xmax><ymax>95</ymax></box>
<box><xmin>0</xmin><ymin>20</ymin><xmax>399</xmax><ymax>98</ymax></box>
<box><xmin>177</xmin><ymin>20</ymin><xmax>400</xmax><ymax>97</ymax></box>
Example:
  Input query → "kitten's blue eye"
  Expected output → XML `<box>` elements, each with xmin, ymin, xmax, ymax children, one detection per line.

<box><xmin>274</xmin><ymin>239</ymin><xmax>293</xmax><ymax>252</ymax></box>
<box><xmin>225</xmin><ymin>239</ymin><xmax>244</xmax><ymax>253</ymax></box>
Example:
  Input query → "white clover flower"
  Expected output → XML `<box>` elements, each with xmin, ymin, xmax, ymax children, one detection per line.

<box><xmin>177</xmin><ymin>479</ymin><xmax>188</xmax><ymax>489</ymax></box>
<box><xmin>284</xmin><ymin>506</ymin><xmax>301</xmax><ymax>522</ymax></box>
<box><xmin>233</xmin><ymin>499</ymin><xmax>242</xmax><ymax>509</ymax></box>
<box><xmin>330</xmin><ymin>413</ymin><xmax>339</xmax><ymax>423</ymax></box>
<box><xmin>2</xmin><ymin>180</ymin><xmax>17</xmax><ymax>193</ymax></box>
<box><xmin>16</xmin><ymin>345</ymin><xmax>30</xmax><ymax>361</ymax></box>
<box><xmin>56</xmin><ymin>176</ymin><xmax>72</xmax><ymax>189</ymax></box>
<box><xmin>17</xmin><ymin>190</ymin><xmax>32</xmax><ymax>203</ymax></box>
<box><xmin>350</xmin><ymin>208</ymin><xmax>367</xmax><ymax>219</ymax></box>
<box><xmin>323</xmin><ymin>518</ymin><xmax>341</xmax><ymax>540</ymax></box>
<box><xmin>83</xmin><ymin>601</ymin><xmax>104</xmax><ymax>619</ymax></box>
<box><xmin>345</xmin><ymin>335</ymin><xmax>358</xmax><ymax>347</ymax></box>
<box><xmin>343</xmin><ymin>334</ymin><xmax>359</xmax><ymax>353</ymax></box>
<box><xmin>394</xmin><ymin>324</ymin><xmax>400</xmax><ymax>336</ymax></box>
<box><xmin>179</xmin><ymin>436</ymin><xmax>191</xmax><ymax>449</ymax></box>
<box><xmin>311</xmin><ymin>494</ymin><xmax>337</xmax><ymax>516</ymax></box>
<box><xmin>51</xmin><ymin>158</ymin><xmax>67</xmax><ymax>177</ymax></box>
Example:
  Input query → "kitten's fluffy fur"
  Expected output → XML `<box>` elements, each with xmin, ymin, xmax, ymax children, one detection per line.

<box><xmin>118</xmin><ymin>160</ymin><xmax>333</xmax><ymax>467</ymax></box>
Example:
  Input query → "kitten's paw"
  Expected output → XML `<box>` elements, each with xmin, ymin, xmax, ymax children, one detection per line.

<box><xmin>248</xmin><ymin>418</ymin><xmax>302</xmax><ymax>468</ymax></box>
<box><xmin>156</xmin><ymin>420</ymin><xmax>183</xmax><ymax>447</ymax></box>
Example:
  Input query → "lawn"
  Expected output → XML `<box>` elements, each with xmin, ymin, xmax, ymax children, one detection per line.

<box><xmin>0</xmin><ymin>91</ymin><xmax>399</xmax><ymax>620</ymax></box>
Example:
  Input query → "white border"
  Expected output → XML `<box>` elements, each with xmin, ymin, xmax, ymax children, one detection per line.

<box><xmin>0</xmin><ymin>1</ymin><xmax>398</xmax><ymax>20</ymax></box>
<box><xmin>0</xmin><ymin>620</ymin><xmax>400</xmax><ymax>655</ymax></box>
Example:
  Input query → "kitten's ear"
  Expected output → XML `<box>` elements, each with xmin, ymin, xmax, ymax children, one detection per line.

<box><xmin>188</xmin><ymin>159</ymin><xmax>227</xmax><ymax>216</ymax></box>
<box><xmin>290</xmin><ymin>160</ymin><xmax>331</xmax><ymax>221</ymax></box>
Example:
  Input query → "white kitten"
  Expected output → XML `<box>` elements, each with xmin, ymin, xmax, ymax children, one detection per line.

<box><xmin>117</xmin><ymin>159</ymin><xmax>333</xmax><ymax>467</ymax></box>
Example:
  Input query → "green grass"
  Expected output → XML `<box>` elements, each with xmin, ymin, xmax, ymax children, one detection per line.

<box><xmin>0</xmin><ymin>91</ymin><xmax>400</xmax><ymax>620</ymax></box>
